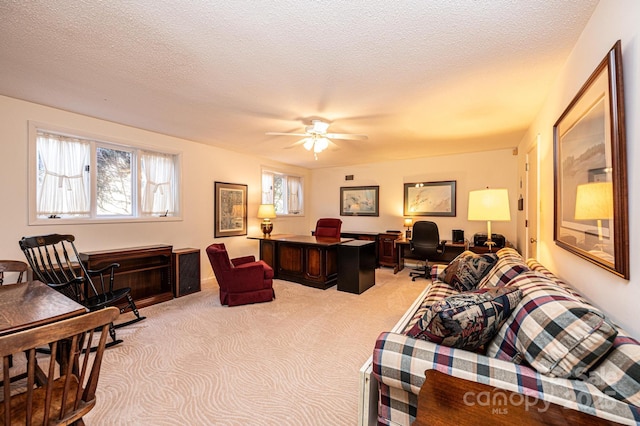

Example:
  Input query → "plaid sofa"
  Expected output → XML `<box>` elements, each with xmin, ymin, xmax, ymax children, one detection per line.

<box><xmin>371</xmin><ymin>248</ymin><xmax>640</xmax><ymax>425</ymax></box>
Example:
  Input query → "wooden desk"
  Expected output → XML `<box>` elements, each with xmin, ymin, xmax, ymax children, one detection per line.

<box><xmin>80</xmin><ymin>245</ymin><xmax>173</xmax><ymax>309</ymax></box>
<box><xmin>394</xmin><ymin>239</ymin><xmax>468</xmax><ymax>273</ymax></box>
<box><xmin>413</xmin><ymin>370</ymin><xmax>619</xmax><ymax>426</ymax></box>
<box><xmin>0</xmin><ymin>280</ymin><xmax>87</xmax><ymax>336</ymax></box>
<box><xmin>249</xmin><ymin>234</ymin><xmax>352</xmax><ymax>289</ymax></box>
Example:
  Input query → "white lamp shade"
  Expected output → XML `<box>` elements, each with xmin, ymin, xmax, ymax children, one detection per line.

<box><xmin>468</xmin><ymin>188</ymin><xmax>511</xmax><ymax>221</ymax></box>
<box><xmin>574</xmin><ymin>182</ymin><xmax>613</xmax><ymax>220</ymax></box>
<box><xmin>404</xmin><ymin>218</ymin><xmax>413</xmax><ymax>227</ymax></box>
<box><xmin>257</xmin><ymin>204</ymin><xmax>276</xmax><ymax>219</ymax></box>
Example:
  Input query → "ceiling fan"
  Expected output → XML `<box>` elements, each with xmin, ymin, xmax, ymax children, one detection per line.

<box><xmin>266</xmin><ymin>120</ymin><xmax>368</xmax><ymax>159</ymax></box>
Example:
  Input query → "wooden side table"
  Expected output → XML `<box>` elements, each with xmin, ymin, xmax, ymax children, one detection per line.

<box><xmin>413</xmin><ymin>370</ymin><xmax>620</xmax><ymax>425</ymax></box>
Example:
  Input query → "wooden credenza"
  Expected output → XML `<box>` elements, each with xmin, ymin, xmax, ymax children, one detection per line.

<box><xmin>79</xmin><ymin>245</ymin><xmax>173</xmax><ymax>309</ymax></box>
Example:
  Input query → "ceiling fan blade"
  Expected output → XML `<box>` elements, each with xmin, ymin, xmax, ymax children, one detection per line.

<box><xmin>325</xmin><ymin>133</ymin><xmax>368</xmax><ymax>140</ymax></box>
<box><xmin>266</xmin><ymin>132</ymin><xmax>309</xmax><ymax>137</ymax></box>
<box><xmin>283</xmin><ymin>138</ymin><xmax>309</xmax><ymax>149</ymax></box>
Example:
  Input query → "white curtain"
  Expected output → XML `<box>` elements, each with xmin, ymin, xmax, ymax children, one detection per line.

<box><xmin>141</xmin><ymin>151</ymin><xmax>175</xmax><ymax>215</ymax></box>
<box><xmin>287</xmin><ymin>175</ymin><xmax>302</xmax><ymax>214</ymax></box>
<box><xmin>37</xmin><ymin>132</ymin><xmax>90</xmax><ymax>216</ymax></box>
<box><xmin>262</xmin><ymin>171</ymin><xmax>274</xmax><ymax>204</ymax></box>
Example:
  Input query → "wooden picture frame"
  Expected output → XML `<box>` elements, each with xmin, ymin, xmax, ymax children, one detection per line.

<box><xmin>340</xmin><ymin>186</ymin><xmax>379</xmax><ymax>216</ymax></box>
<box><xmin>404</xmin><ymin>180</ymin><xmax>456</xmax><ymax>217</ymax></box>
<box><xmin>214</xmin><ymin>181</ymin><xmax>248</xmax><ymax>238</ymax></box>
<box><xmin>553</xmin><ymin>40</ymin><xmax>629</xmax><ymax>279</ymax></box>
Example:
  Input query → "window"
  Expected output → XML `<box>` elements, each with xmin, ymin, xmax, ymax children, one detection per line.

<box><xmin>30</xmin><ymin>125</ymin><xmax>181</xmax><ymax>224</ymax></box>
<box><xmin>261</xmin><ymin>170</ymin><xmax>304</xmax><ymax>215</ymax></box>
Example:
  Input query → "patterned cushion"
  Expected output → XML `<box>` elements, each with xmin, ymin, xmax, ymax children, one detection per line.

<box><xmin>403</xmin><ymin>280</ymin><xmax>459</xmax><ymax>332</ymax></box>
<box><xmin>477</xmin><ymin>248</ymin><xmax>529</xmax><ymax>288</ymax></box>
<box><xmin>438</xmin><ymin>251</ymin><xmax>498</xmax><ymax>292</ymax></box>
<box><xmin>406</xmin><ymin>286</ymin><xmax>522</xmax><ymax>351</ymax></box>
<box><xmin>487</xmin><ymin>272</ymin><xmax>618</xmax><ymax>379</ymax></box>
<box><xmin>588</xmin><ymin>329</ymin><xmax>640</xmax><ymax>407</ymax></box>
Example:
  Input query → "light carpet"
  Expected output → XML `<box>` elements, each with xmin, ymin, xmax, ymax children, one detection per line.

<box><xmin>84</xmin><ymin>268</ymin><xmax>427</xmax><ymax>425</ymax></box>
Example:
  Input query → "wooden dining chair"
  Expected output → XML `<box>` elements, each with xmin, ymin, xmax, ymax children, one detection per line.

<box><xmin>0</xmin><ymin>307</ymin><xmax>119</xmax><ymax>425</ymax></box>
<box><xmin>0</xmin><ymin>260</ymin><xmax>28</xmax><ymax>285</ymax></box>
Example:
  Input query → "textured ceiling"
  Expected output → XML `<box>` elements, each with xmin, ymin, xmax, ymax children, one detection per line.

<box><xmin>0</xmin><ymin>1</ymin><xmax>598</xmax><ymax>169</ymax></box>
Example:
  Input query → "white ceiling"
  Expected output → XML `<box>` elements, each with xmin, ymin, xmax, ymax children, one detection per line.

<box><xmin>0</xmin><ymin>1</ymin><xmax>598</xmax><ymax>169</ymax></box>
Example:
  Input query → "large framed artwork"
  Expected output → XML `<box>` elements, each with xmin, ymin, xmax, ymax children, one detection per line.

<box><xmin>214</xmin><ymin>181</ymin><xmax>248</xmax><ymax>238</ymax></box>
<box><xmin>340</xmin><ymin>186</ymin><xmax>379</xmax><ymax>216</ymax></box>
<box><xmin>403</xmin><ymin>180</ymin><xmax>456</xmax><ymax>217</ymax></box>
<box><xmin>553</xmin><ymin>40</ymin><xmax>629</xmax><ymax>279</ymax></box>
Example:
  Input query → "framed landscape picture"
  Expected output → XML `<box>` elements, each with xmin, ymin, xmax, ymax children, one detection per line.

<box><xmin>553</xmin><ymin>40</ymin><xmax>628</xmax><ymax>279</ymax></box>
<box><xmin>340</xmin><ymin>186</ymin><xmax>379</xmax><ymax>216</ymax></box>
<box><xmin>404</xmin><ymin>180</ymin><xmax>456</xmax><ymax>217</ymax></box>
<box><xmin>214</xmin><ymin>181</ymin><xmax>247</xmax><ymax>238</ymax></box>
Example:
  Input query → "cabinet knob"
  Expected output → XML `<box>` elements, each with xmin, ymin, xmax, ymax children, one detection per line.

<box><xmin>530</xmin><ymin>238</ymin><xmax>537</xmax><ymax>243</ymax></box>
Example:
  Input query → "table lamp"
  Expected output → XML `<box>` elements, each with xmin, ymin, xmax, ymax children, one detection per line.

<box><xmin>574</xmin><ymin>181</ymin><xmax>613</xmax><ymax>243</ymax></box>
<box><xmin>468</xmin><ymin>188</ymin><xmax>511</xmax><ymax>251</ymax></box>
<box><xmin>257</xmin><ymin>204</ymin><xmax>276</xmax><ymax>237</ymax></box>
<box><xmin>404</xmin><ymin>218</ymin><xmax>413</xmax><ymax>239</ymax></box>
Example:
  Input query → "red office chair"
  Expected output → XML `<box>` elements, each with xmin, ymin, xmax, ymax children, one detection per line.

<box><xmin>206</xmin><ymin>243</ymin><xmax>275</xmax><ymax>306</ymax></box>
<box><xmin>314</xmin><ymin>218</ymin><xmax>342</xmax><ymax>239</ymax></box>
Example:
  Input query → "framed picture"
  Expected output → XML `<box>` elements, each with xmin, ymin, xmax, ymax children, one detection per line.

<box><xmin>404</xmin><ymin>180</ymin><xmax>456</xmax><ymax>216</ymax></box>
<box><xmin>340</xmin><ymin>186</ymin><xmax>379</xmax><ymax>216</ymax></box>
<box><xmin>214</xmin><ymin>181</ymin><xmax>248</xmax><ymax>238</ymax></box>
<box><xmin>553</xmin><ymin>40</ymin><xmax>628</xmax><ymax>279</ymax></box>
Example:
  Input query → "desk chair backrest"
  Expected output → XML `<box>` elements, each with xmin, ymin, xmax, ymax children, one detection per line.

<box><xmin>410</xmin><ymin>221</ymin><xmax>442</xmax><ymax>255</ymax></box>
<box><xmin>0</xmin><ymin>260</ymin><xmax>28</xmax><ymax>285</ymax></box>
<box><xmin>0</xmin><ymin>307</ymin><xmax>119</xmax><ymax>425</ymax></box>
<box><xmin>314</xmin><ymin>218</ymin><xmax>342</xmax><ymax>239</ymax></box>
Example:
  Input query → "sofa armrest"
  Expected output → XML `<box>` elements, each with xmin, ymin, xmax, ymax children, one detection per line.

<box><xmin>372</xmin><ymin>332</ymin><xmax>639</xmax><ymax>424</ymax></box>
<box><xmin>231</xmin><ymin>255</ymin><xmax>256</xmax><ymax>266</ymax></box>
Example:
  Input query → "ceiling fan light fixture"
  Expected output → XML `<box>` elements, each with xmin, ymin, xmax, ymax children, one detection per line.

<box><xmin>303</xmin><ymin>138</ymin><xmax>314</xmax><ymax>151</ymax></box>
<box><xmin>311</xmin><ymin>120</ymin><xmax>330</xmax><ymax>134</ymax></box>
<box><xmin>315</xmin><ymin>137</ymin><xmax>329</xmax><ymax>152</ymax></box>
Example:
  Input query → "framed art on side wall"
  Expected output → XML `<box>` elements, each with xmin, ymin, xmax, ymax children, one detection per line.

<box><xmin>404</xmin><ymin>180</ymin><xmax>456</xmax><ymax>217</ymax></box>
<box><xmin>553</xmin><ymin>40</ymin><xmax>629</xmax><ymax>279</ymax></box>
<box><xmin>340</xmin><ymin>186</ymin><xmax>379</xmax><ymax>216</ymax></box>
<box><xmin>214</xmin><ymin>181</ymin><xmax>248</xmax><ymax>238</ymax></box>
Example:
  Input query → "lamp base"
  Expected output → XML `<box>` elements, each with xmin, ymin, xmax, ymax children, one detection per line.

<box><xmin>261</xmin><ymin>221</ymin><xmax>273</xmax><ymax>237</ymax></box>
<box><xmin>405</xmin><ymin>229</ymin><xmax>412</xmax><ymax>239</ymax></box>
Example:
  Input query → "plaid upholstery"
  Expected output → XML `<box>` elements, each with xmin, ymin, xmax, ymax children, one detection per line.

<box><xmin>589</xmin><ymin>329</ymin><xmax>640</xmax><ymax>407</ymax></box>
<box><xmin>372</xmin><ymin>332</ymin><xmax>640</xmax><ymax>425</ymax></box>
<box><xmin>477</xmin><ymin>248</ymin><xmax>529</xmax><ymax>288</ymax></box>
<box><xmin>526</xmin><ymin>258</ymin><xmax>590</xmax><ymax>304</ymax></box>
<box><xmin>486</xmin><ymin>271</ymin><xmax>618</xmax><ymax>378</ymax></box>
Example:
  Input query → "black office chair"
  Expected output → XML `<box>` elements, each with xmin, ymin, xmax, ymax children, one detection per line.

<box><xmin>19</xmin><ymin>234</ymin><xmax>145</xmax><ymax>347</ymax></box>
<box><xmin>409</xmin><ymin>221</ymin><xmax>446</xmax><ymax>281</ymax></box>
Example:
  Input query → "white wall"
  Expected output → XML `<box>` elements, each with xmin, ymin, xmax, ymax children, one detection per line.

<box><xmin>310</xmin><ymin>149</ymin><xmax>518</xmax><ymax>245</ymax></box>
<box><xmin>517</xmin><ymin>0</ymin><xmax>640</xmax><ymax>337</ymax></box>
<box><xmin>0</xmin><ymin>95</ymin><xmax>311</xmax><ymax>283</ymax></box>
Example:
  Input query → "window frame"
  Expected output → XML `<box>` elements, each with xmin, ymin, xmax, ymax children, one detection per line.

<box><xmin>261</xmin><ymin>167</ymin><xmax>305</xmax><ymax>217</ymax></box>
<box><xmin>28</xmin><ymin>121</ymin><xmax>183</xmax><ymax>225</ymax></box>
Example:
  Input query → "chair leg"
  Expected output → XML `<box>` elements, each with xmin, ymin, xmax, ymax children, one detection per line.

<box><xmin>113</xmin><ymin>294</ymin><xmax>146</xmax><ymax>329</ymax></box>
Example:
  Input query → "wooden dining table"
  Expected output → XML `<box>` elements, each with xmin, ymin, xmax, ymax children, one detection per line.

<box><xmin>0</xmin><ymin>280</ymin><xmax>87</xmax><ymax>337</ymax></box>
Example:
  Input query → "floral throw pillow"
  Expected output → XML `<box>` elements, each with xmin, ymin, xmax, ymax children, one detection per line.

<box><xmin>438</xmin><ymin>251</ymin><xmax>498</xmax><ymax>291</ymax></box>
<box><xmin>406</xmin><ymin>286</ymin><xmax>523</xmax><ymax>352</ymax></box>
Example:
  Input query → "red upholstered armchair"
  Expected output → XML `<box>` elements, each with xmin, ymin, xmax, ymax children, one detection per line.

<box><xmin>314</xmin><ymin>218</ymin><xmax>342</xmax><ymax>239</ymax></box>
<box><xmin>206</xmin><ymin>243</ymin><xmax>275</xmax><ymax>306</ymax></box>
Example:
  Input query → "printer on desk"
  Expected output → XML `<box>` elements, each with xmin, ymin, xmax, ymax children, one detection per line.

<box><xmin>473</xmin><ymin>233</ymin><xmax>506</xmax><ymax>248</ymax></box>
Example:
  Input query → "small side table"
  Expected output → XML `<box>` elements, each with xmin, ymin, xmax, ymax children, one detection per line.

<box><xmin>337</xmin><ymin>240</ymin><xmax>376</xmax><ymax>294</ymax></box>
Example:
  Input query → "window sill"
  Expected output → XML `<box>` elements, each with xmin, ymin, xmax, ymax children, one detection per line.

<box><xmin>28</xmin><ymin>216</ymin><xmax>183</xmax><ymax>226</ymax></box>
